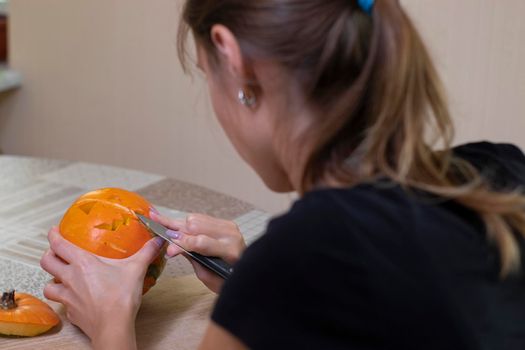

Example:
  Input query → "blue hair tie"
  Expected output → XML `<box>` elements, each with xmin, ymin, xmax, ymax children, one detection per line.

<box><xmin>358</xmin><ymin>0</ymin><xmax>374</xmax><ymax>15</ymax></box>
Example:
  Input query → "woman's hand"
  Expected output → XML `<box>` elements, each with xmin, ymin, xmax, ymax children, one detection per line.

<box><xmin>40</xmin><ymin>227</ymin><xmax>165</xmax><ymax>350</ymax></box>
<box><xmin>150</xmin><ymin>211</ymin><xmax>246</xmax><ymax>293</ymax></box>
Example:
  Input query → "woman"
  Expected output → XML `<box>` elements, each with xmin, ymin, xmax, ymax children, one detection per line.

<box><xmin>40</xmin><ymin>0</ymin><xmax>525</xmax><ymax>349</ymax></box>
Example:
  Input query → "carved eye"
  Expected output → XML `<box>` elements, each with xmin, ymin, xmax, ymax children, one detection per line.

<box><xmin>78</xmin><ymin>202</ymin><xmax>95</xmax><ymax>215</ymax></box>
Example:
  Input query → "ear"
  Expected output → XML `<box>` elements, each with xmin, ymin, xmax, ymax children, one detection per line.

<box><xmin>210</xmin><ymin>24</ymin><xmax>250</xmax><ymax>81</ymax></box>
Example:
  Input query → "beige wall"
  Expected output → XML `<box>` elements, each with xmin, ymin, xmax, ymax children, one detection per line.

<box><xmin>0</xmin><ymin>0</ymin><xmax>523</xmax><ymax>214</ymax></box>
<box><xmin>403</xmin><ymin>0</ymin><xmax>525</xmax><ymax>146</ymax></box>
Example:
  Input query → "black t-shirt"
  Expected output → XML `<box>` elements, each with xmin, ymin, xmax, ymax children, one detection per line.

<box><xmin>212</xmin><ymin>142</ymin><xmax>525</xmax><ymax>350</ymax></box>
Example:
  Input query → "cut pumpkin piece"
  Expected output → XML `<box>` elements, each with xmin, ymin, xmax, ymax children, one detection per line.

<box><xmin>0</xmin><ymin>290</ymin><xmax>60</xmax><ymax>337</ymax></box>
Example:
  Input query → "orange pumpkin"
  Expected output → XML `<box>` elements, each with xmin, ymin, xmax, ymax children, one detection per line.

<box><xmin>59</xmin><ymin>188</ymin><xmax>166</xmax><ymax>294</ymax></box>
<box><xmin>0</xmin><ymin>290</ymin><xmax>60</xmax><ymax>337</ymax></box>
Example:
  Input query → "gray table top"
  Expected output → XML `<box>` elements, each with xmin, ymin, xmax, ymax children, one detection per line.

<box><xmin>0</xmin><ymin>155</ymin><xmax>270</xmax><ymax>299</ymax></box>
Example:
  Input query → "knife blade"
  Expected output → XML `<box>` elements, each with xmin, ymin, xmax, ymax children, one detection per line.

<box><xmin>136</xmin><ymin>214</ymin><xmax>234</xmax><ymax>279</ymax></box>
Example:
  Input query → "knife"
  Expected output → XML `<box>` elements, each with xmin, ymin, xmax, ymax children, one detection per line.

<box><xmin>136</xmin><ymin>214</ymin><xmax>234</xmax><ymax>279</ymax></box>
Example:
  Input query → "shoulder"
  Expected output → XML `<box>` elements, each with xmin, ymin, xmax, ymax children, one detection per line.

<box><xmin>263</xmin><ymin>183</ymin><xmax>417</xmax><ymax>247</ymax></box>
<box><xmin>453</xmin><ymin>141</ymin><xmax>525</xmax><ymax>188</ymax></box>
<box><xmin>453</xmin><ymin>141</ymin><xmax>525</xmax><ymax>161</ymax></box>
<box><xmin>236</xmin><ymin>183</ymin><xmax>422</xmax><ymax>280</ymax></box>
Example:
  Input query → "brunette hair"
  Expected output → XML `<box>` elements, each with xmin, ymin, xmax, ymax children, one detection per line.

<box><xmin>178</xmin><ymin>0</ymin><xmax>525</xmax><ymax>276</ymax></box>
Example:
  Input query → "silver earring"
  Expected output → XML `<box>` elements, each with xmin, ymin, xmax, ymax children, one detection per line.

<box><xmin>238</xmin><ymin>89</ymin><xmax>256</xmax><ymax>107</ymax></box>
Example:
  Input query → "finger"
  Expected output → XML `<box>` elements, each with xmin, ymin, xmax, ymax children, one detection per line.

<box><xmin>186</xmin><ymin>214</ymin><xmax>240</xmax><ymax>238</ymax></box>
<box><xmin>47</xmin><ymin>227</ymin><xmax>84</xmax><ymax>263</ymax></box>
<box><xmin>185</xmin><ymin>255</ymin><xmax>223</xmax><ymax>293</ymax></box>
<box><xmin>43</xmin><ymin>281</ymin><xmax>69</xmax><ymax>304</ymax></box>
<box><xmin>132</xmin><ymin>237</ymin><xmax>165</xmax><ymax>265</ymax></box>
<box><xmin>40</xmin><ymin>249</ymin><xmax>69</xmax><ymax>282</ymax></box>
<box><xmin>150</xmin><ymin>206</ymin><xmax>160</xmax><ymax>215</ymax></box>
<box><xmin>177</xmin><ymin>234</ymin><xmax>237</xmax><ymax>261</ymax></box>
<box><xmin>149</xmin><ymin>211</ymin><xmax>187</xmax><ymax>232</ymax></box>
<box><xmin>166</xmin><ymin>243</ymin><xmax>185</xmax><ymax>258</ymax></box>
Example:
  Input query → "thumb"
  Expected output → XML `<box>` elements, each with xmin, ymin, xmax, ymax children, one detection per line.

<box><xmin>133</xmin><ymin>237</ymin><xmax>165</xmax><ymax>265</ymax></box>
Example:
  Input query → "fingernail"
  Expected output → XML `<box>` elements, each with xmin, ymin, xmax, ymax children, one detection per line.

<box><xmin>150</xmin><ymin>206</ymin><xmax>160</xmax><ymax>214</ymax></box>
<box><xmin>153</xmin><ymin>237</ymin><xmax>164</xmax><ymax>247</ymax></box>
<box><xmin>166</xmin><ymin>230</ymin><xmax>180</xmax><ymax>240</ymax></box>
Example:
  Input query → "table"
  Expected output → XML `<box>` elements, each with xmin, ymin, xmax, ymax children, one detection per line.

<box><xmin>0</xmin><ymin>156</ymin><xmax>271</xmax><ymax>349</ymax></box>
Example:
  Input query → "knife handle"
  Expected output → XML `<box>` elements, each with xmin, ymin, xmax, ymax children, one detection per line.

<box><xmin>187</xmin><ymin>252</ymin><xmax>234</xmax><ymax>279</ymax></box>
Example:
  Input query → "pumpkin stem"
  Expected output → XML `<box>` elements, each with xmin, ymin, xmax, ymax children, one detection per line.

<box><xmin>1</xmin><ymin>290</ymin><xmax>17</xmax><ymax>310</ymax></box>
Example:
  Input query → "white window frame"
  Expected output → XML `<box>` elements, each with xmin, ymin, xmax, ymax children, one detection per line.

<box><xmin>0</xmin><ymin>1</ymin><xmax>7</xmax><ymax>15</ymax></box>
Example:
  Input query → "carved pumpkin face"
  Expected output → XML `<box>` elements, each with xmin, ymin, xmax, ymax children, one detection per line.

<box><xmin>59</xmin><ymin>188</ymin><xmax>166</xmax><ymax>293</ymax></box>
